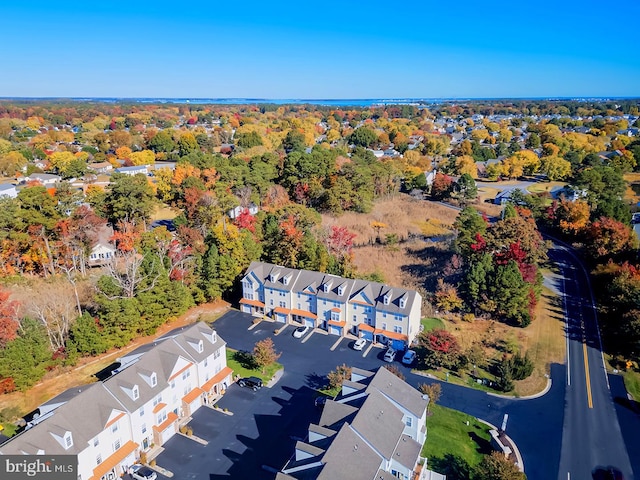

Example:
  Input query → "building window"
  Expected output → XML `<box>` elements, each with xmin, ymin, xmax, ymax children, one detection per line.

<box><xmin>64</xmin><ymin>433</ymin><xmax>73</xmax><ymax>448</ymax></box>
<box><xmin>150</xmin><ymin>372</ymin><xmax>157</xmax><ymax>387</ymax></box>
<box><xmin>114</xmin><ymin>439</ymin><xmax>121</xmax><ymax>451</ymax></box>
<box><xmin>270</xmin><ymin>299</ymin><xmax>274</xmax><ymax>306</ymax></box>
<box><xmin>141</xmin><ymin>424</ymin><xmax>147</xmax><ymax>434</ymax></box>
<box><xmin>394</xmin><ymin>326</ymin><xmax>402</xmax><ymax>334</ymax></box>
<box><xmin>111</xmin><ymin>422</ymin><xmax>118</xmax><ymax>433</ymax></box>
<box><xmin>331</xmin><ymin>311</ymin><xmax>340</xmax><ymax>321</ymax></box>
<box><xmin>279</xmin><ymin>301</ymin><xmax>286</xmax><ymax>307</ymax></box>
<box><xmin>204</xmin><ymin>357</ymin><xmax>208</xmax><ymax>367</ymax></box>
<box><xmin>245</xmin><ymin>292</ymin><xmax>254</xmax><ymax>300</ymax></box>
<box><xmin>383</xmin><ymin>313</ymin><xmax>387</xmax><ymax>318</ymax></box>
<box><xmin>383</xmin><ymin>296</ymin><xmax>390</xmax><ymax>306</ymax></box>
<box><xmin>399</xmin><ymin>299</ymin><xmax>406</xmax><ymax>309</ymax></box>
<box><xmin>157</xmin><ymin>411</ymin><xmax>167</xmax><ymax>424</ymax></box>
<box><xmin>197</xmin><ymin>340</ymin><xmax>203</xmax><ymax>353</ymax></box>
<box><xmin>171</xmin><ymin>380</ymin><xmax>176</xmax><ymax>389</ymax></box>
<box><xmin>382</xmin><ymin>323</ymin><xmax>387</xmax><ymax>330</ymax></box>
<box><xmin>139</xmin><ymin>406</ymin><xmax>144</xmax><ymax>417</ymax></box>
<box><xmin>153</xmin><ymin>394</ymin><xmax>162</xmax><ymax>406</ymax></box>
<box><xmin>184</xmin><ymin>386</ymin><xmax>190</xmax><ymax>396</ymax></box>
<box><xmin>182</xmin><ymin>369</ymin><xmax>191</xmax><ymax>380</ymax></box>
<box><xmin>96</xmin><ymin>454</ymin><xmax>102</xmax><ymax>465</ymax></box>
<box><xmin>132</xmin><ymin>385</ymin><xmax>139</xmax><ymax>400</ymax></box>
<box><xmin>353</xmin><ymin>315</ymin><xmax>357</xmax><ymax>322</ymax></box>
<box><xmin>93</xmin><ymin>437</ymin><xmax>99</xmax><ymax>447</ymax></box>
<box><xmin>214</xmin><ymin>348</ymin><xmax>221</xmax><ymax>359</ymax></box>
<box><xmin>338</xmin><ymin>286</ymin><xmax>344</xmax><ymax>296</ymax></box>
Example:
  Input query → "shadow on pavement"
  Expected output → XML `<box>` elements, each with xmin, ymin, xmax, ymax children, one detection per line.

<box><xmin>209</xmin><ymin>385</ymin><xmax>320</xmax><ymax>480</ymax></box>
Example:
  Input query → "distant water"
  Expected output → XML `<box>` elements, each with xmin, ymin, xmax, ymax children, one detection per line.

<box><xmin>0</xmin><ymin>97</ymin><xmax>446</xmax><ymax>107</ymax></box>
<box><xmin>0</xmin><ymin>96</ymin><xmax>634</xmax><ymax>106</ymax></box>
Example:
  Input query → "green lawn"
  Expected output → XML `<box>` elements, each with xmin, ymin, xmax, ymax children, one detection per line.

<box><xmin>422</xmin><ymin>404</ymin><xmax>493</xmax><ymax>472</ymax></box>
<box><xmin>226</xmin><ymin>348</ymin><xmax>282</xmax><ymax>383</ymax></box>
<box><xmin>421</xmin><ymin>317</ymin><xmax>445</xmax><ymax>332</ymax></box>
<box><xmin>624</xmin><ymin>370</ymin><xmax>640</xmax><ymax>401</ymax></box>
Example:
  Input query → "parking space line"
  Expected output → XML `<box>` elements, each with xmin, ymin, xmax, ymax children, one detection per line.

<box><xmin>330</xmin><ymin>337</ymin><xmax>343</xmax><ymax>351</ymax></box>
<box><xmin>301</xmin><ymin>330</ymin><xmax>315</xmax><ymax>343</ymax></box>
<box><xmin>274</xmin><ymin>324</ymin><xmax>289</xmax><ymax>336</ymax></box>
<box><xmin>363</xmin><ymin>343</ymin><xmax>374</xmax><ymax>358</ymax></box>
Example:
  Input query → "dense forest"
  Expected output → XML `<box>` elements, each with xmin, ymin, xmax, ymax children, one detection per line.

<box><xmin>0</xmin><ymin>99</ymin><xmax>639</xmax><ymax>394</ymax></box>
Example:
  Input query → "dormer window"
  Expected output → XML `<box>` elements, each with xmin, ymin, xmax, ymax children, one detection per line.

<box><xmin>132</xmin><ymin>385</ymin><xmax>139</xmax><ymax>401</ymax></box>
<box><xmin>383</xmin><ymin>294</ymin><xmax>391</xmax><ymax>306</ymax></box>
<box><xmin>323</xmin><ymin>282</ymin><xmax>331</xmax><ymax>293</ymax></box>
<box><xmin>64</xmin><ymin>432</ymin><xmax>73</xmax><ymax>449</ymax></box>
<box><xmin>399</xmin><ymin>298</ymin><xmax>406</xmax><ymax>309</ymax></box>
<box><xmin>211</xmin><ymin>331</ymin><xmax>217</xmax><ymax>343</ymax></box>
<box><xmin>150</xmin><ymin>372</ymin><xmax>157</xmax><ymax>387</ymax></box>
<box><xmin>338</xmin><ymin>285</ymin><xmax>344</xmax><ymax>296</ymax></box>
<box><xmin>283</xmin><ymin>275</ymin><xmax>290</xmax><ymax>286</ymax></box>
<box><xmin>197</xmin><ymin>339</ymin><xmax>204</xmax><ymax>353</ymax></box>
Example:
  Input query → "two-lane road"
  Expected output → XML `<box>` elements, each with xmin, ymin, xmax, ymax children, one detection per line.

<box><xmin>552</xmin><ymin>244</ymin><xmax>634</xmax><ymax>480</ymax></box>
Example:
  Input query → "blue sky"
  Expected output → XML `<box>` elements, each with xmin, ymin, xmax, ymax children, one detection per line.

<box><xmin>2</xmin><ymin>0</ymin><xmax>639</xmax><ymax>98</ymax></box>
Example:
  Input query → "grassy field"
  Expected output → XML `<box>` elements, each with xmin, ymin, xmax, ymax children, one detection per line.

<box><xmin>422</xmin><ymin>404</ymin><xmax>493</xmax><ymax>471</ymax></box>
<box><xmin>323</xmin><ymin>194</ymin><xmax>566</xmax><ymax>397</ymax></box>
<box><xmin>421</xmin><ymin>317</ymin><xmax>445</xmax><ymax>332</ymax></box>
<box><xmin>226</xmin><ymin>348</ymin><xmax>283</xmax><ymax>383</ymax></box>
<box><xmin>623</xmin><ymin>370</ymin><xmax>640</xmax><ymax>402</ymax></box>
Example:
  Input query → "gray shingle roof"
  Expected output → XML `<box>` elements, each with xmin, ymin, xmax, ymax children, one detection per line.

<box><xmin>317</xmin><ymin>424</ymin><xmax>382</xmax><ymax>480</ymax></box>
<box><xmin>392</xmin><ymin>434</ymin><xmax>421</xmax><ymax>469</ymax></box>
<box><xmin>366</xmin><ymin>367</ymin><xmax>429</xmax><ymax>417</ymax></box>
<box><xmin>319</xmin><ymin>400</ymin><xmax>358</xmax><ymax>430</ymax></box>
<box><xmin>0</xmin><ymin>383</ymin><xmax>124</xmax><ymax>455</ymax></box>
<box><xmin>350</xmin><ymin>390</ymin><xmax>405</xmax><ymax>460</ymax></box>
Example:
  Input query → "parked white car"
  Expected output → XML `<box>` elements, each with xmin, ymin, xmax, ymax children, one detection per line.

<box><xmin>131</xmin><ymin>465</ymin><xmax>157</xmax><ymax>480</ymax></box>
<box><xmin>353</xmin><ymin>338</ymin><xmax>367</xmax><ymax>351</ymax></box>
<box><xmin>293</xmin><ymin>325</ymin><xmax>310</xmax><ymax>338</ymax></box>
<box><xmin>383</xmin><ymin>347</ymin><xmax>396</xmax><ymax>362</ymax></box>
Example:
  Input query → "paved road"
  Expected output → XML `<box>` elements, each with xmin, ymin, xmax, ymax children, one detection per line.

<box><xmin>551</xmin><ymin>244</ymin><xmax>635</xmax><ymax>480</ymax></box>
<box><xmin>199</xmin><ymin>311</ymin><xmax>565</xmax><ymax>480</ymax></box>
<box><xmin>158</xmin><ymin>241</ymin><xmax>640</xmax><ymax>480</ymax></box>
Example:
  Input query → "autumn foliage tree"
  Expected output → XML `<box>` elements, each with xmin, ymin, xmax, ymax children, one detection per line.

<box><xmin>417</xmin><ymin>329</ymin><xmax>462</xmax><ymax>369</ymax></box>
<box><xmin>252</xmin><ymin>337</ymin><xmax>281</xmax><ymax>374</ymax></box>
<box><xmin>0</xmin><ymin>289</ymin><xmax>19</xmax><ymax>348</ymax></box>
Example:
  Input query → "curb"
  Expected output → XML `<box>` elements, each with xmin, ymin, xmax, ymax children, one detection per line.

<box><xmin>477</xmin><ymin>418</ymin><xmax>525</xmax><ymax>473</ymax></box>
<box><xmin>267</xmin><ymin>368</ymin><xmax>284</xmax><ymax>388</ymax></box>
<box><xmin>487</xmin><ymin>377</ymin><xmax>552</xmax><ymax>400</ymax></box>
<box><xmin>177</xmin><ymin>432</ymin><xmax>208</xmax><ymax>445</ymax></box>
<box><xmin>149</xmin><ymin>464</ymin><xmax>173</xmax><ymax>478</ymax></box>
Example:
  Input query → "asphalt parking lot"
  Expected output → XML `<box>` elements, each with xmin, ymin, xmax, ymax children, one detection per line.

<box><xmin>155</xmin><ymin>311</ymin><xmax>400</xmax><ymax>480</ymax></box>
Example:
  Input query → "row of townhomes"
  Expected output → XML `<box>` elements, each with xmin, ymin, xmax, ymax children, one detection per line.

<box><xmin>277</xmin><ymin>366</ymin><xmax>442</xmax><ymax>480</ymax></box>
<box><xmin>0</xmin><ymin>323</ymin><xmax>233</xmax><ymax>480</ymax></box>
<box><xmin>240</xmin><ymin>262</ymin><xmax>422</xmax><ymax>350</ymax></box>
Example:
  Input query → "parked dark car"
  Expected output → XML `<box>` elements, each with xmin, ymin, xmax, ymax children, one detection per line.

<box><xmin>238</xmin><ymin>376</ymin><xmax>263</xmax><ymax>391</ymax></box>
<box><xmin>314</xmin><ymin>396</ymin><xmax>327</xmax><ymax>409</ymax></box>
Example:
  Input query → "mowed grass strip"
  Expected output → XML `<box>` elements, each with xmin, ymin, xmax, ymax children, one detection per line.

<box><xmin>421</xmin><ymin>317</ymin><xmax>445</xmax><ymax>332</ymax></box>
<box><xmin>422</xmin><ymin>404</ymin><xmax>493</xmax><ymax>468</ymax></box>
<box><xmin>624</xmin><ymin>370</ymin><xmax>640</xmax><ymax>402</ymax></box>
<box><xmin>514</xmin><ymin>285</ymin><xmax>566</xmax><ymax>396</ymax></box>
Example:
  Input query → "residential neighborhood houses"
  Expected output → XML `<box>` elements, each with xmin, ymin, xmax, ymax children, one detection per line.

<box><xmin>277</xmin><ymin>366</ymin><xmax>438</xmax><ymax>480</ymax></box>
<box><xmin>0</xmin><ymin>323</ymin><xmax>232</xmax><ymax>480</ymax></box>
<box><xmin>240</xmin><ymin>261</ymin><xmax>422</xmax><ymax>351</ymax></box>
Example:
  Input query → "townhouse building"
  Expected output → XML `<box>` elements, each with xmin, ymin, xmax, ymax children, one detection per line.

<box><xmin>240</xmin><ymin>262</ymin><xmax>422</xmax><ymax>350</ymax></box>
<box><xmin>0</xmin><ymin>322</ymin><xmax>232</xmax><ymax>480</ymax></box>
<box><xmin>278</xmin><ymin>366</ymin><xmax>437</xmax><ymax>480</ymax></box>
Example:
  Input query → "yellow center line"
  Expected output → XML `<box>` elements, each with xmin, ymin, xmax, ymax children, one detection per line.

<box><xmin>583</xmin><ymin>342</ymin><xmax>593</xmax><ymax>409</ymax></box>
